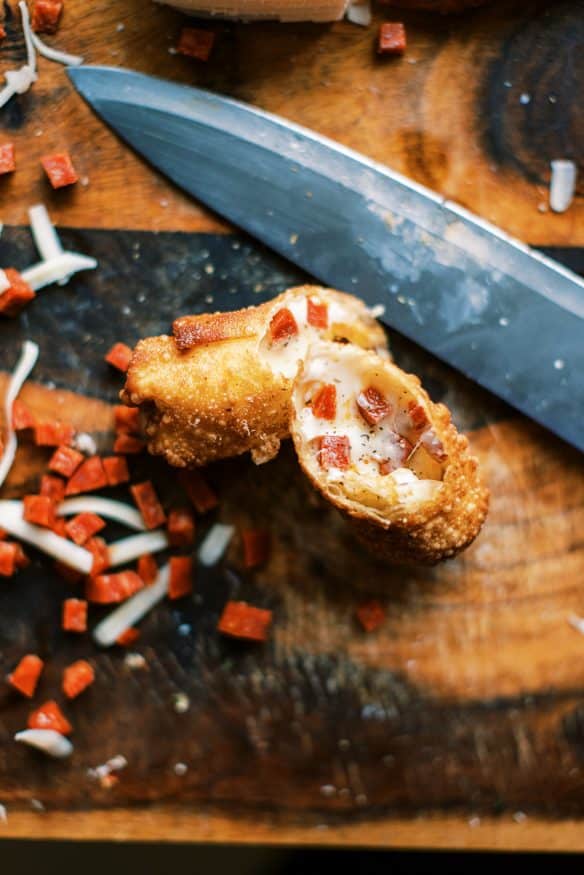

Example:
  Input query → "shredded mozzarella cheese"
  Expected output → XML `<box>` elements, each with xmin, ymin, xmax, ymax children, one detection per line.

<box><xmin>346</xmin><ymin>0</ymin><xmax>371</xmax><ymax>26</ymax></box>
<box><xmin>29</xmin><ymin>204</ymin><xmax>63</xmax><ymax>262</ymax></box>
<box><xmin>198</xmin><ymin>523</ymin><xmax>234</xmax><ymax>566</ymax></box>
<box><xmin>107</xmin><ymin>530</ymin><xmax>169</xmax><ymax>567</ymax></box>
<box><xmin>18</xmin><ymin>2</ymin><xmax>37</xmax><ymax>73</ymax></box>
<box><xmin>0</xmin><ymin>501</ymin><xmax>93</xmax><ymax>572</ymax></box>
<box><xmin>21</xmin><ymin>252</ymin><xmax>97</xmax><ymax>291</ymax></box>
<box><xmin>15</xmin><ymin>729</ymin><xmax>73</xmax><ymax>759</ymax></box>
<box><xmin>550</xmin><ymin>160</ymin><xmax>577</xmax><ymax>214</ymax></box>
<box><xmin>0</xmin><ymin>342</ymin><xmax>39</xmax><ymax>490</ymax></box>
<box><xmin>0</xmin><ymin>270</ymin><xmax>9</xmax><ymax>294</ymax></box>
<box><xmin>57</xmin><ymin>497</ymin><xmax>146</xmax><ymax>531</ymax></box>
<box><xmin>30</xmin><ymin>31</ymin><xmax>84</xmax><ymax>67</ymax></box>
<box><xmin>93</xmin><ymin>564</ymin><xmax>170</xmax><ymax>647</ymax></box>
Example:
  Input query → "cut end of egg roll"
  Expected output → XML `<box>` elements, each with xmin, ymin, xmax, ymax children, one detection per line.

<box><xmin>290</xmin><ymin>341</ymin><xmax>489</xmax><ymax>565</ymax></box>
<box><xmin>122</xmin><ymin>286</ymin><xmax>388</xmax><ymax>469</ymax></box>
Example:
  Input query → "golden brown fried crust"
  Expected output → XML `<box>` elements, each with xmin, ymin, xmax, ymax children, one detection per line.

<box><xmin>291</xmin><ymin>347</ymin><xmax>489</xmax><ymax>565</ymax></box>
<box><xmin>387</xmin><ymin>0</ymin><xmax>489</xmax><ymax>11</ymax></box>
<box><xmin>122</xmin><ymin>286</ymin><xmax>387</xmax><ymax>468</ymax></box>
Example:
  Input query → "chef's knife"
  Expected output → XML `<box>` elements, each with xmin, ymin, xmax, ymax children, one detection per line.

<box><xmin>68</xmin><ymin>66</ymin><xmax>584</xmax><ymax>452</ymax></box>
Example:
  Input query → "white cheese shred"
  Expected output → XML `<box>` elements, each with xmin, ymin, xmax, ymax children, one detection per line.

<box><xmin>57</xmin><ymin>497</ymin><xmax>146</xmax><ymax>531</ymax></box>
<box><xmin>0</xmin><ymin>270</ymin><xmax>9</xmax><ymax>294</ymax></box>
<box><xmin>29</xmin><ymin>204</ymin><xmax>63</xmax><ymax>262</ymax></box>
<box><xmin>0</xmin><ymin>501</ymin><xmax>93</xmax><ymax>572</ymax></box>
<box><xmin>30</xmin><ymin>31</ymin><xmax>84</xmax><ymax>67</ymax></box>
<box><xmin>0</xmin><ymin>3</ymin><xmax>38</xmax><ymax>109</ymax></box>
<box><xmin>550</xmin><ymin>160</ymin><xmax>577</xmax><ymax>214</ymax></box>
<box><xmin>15</xmin><ymin>729</ymin><xmax>73</xmax><ymax>759</ymax></box>
<box><xmin>21</xmin><ymin>252</ymin><xmax>98</xmax><ymax>291</ymax></box>
<box><xmin>107</xmin><ymin>530</ymin><xmax>169</xmax><ymax>568</ymax></box>
<box><xmin>93</xmin><ymin>564</ymin><xmax>170</xmax><ymax>647</ymax></box>
<box><xmin>19</xmin><ymin>2</ymin><xmax>37</xmax><ymax>73</ymax></box>
<box><xmin>0</xmin><ymin>342</ymin><xmax>39</xmax><ymax>490</ymax></box>
<box><xmin>198</xmin><ymin>523</ymin><xmax>235</xmax><ymax>567</ymax></box>
<box><xmin>346</xmin><ymin>0</ymin><xmax>371</xmax><ymax>26</ymax></box>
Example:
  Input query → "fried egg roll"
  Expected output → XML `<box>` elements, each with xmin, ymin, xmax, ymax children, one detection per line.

<box><xmin>290</xmin><ymin>341</ymin><xmax>489</xmax><ymax>565</ymax></box>
<box><xmin>122</xmin><ymin>286</ymin><xmax>388</xmax><ymax>468</ymax></box>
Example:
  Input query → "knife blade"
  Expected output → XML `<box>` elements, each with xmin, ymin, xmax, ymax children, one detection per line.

<box><xmin>68</xmin><ymin>65</ymin><xmax>584</xmax><ymax>452</ymax></box>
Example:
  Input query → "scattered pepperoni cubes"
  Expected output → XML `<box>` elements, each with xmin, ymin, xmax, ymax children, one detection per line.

<box><xmin>8</xmin><ymin>654</ymin><xmax>44</xmax><ymax>698</ymax></box>
<box><xmin>31</xmin><ymin>0</ymin><xmax>63</xmax><ymax>34</ymax></box>
<box><xmin>112</xmin><ymin>434</ymin><xmax>144</xmax><ymax>454</ymax></box>
<box><xmin>105</xmin><ymin>342</ymin><xmax>132</xmax><ymax>373</ymax></box>
<box><xmin>65</xmin><ymin>512</ymin><xmax>106</xmax><ymax>545</ymax></box>
<box><xmin>86</xmin><ymin>571</ymin><xmax>144</xmax><ymax>604</ymax></box>
<box><xmin>218</xmin><ymin>601</ymin><xmax>272</xmax><ymax>642</ymax></box>
<box><xmin>131</xmin><ymin>481</ymin><xmax>166</xmax><ymax>530</ymax></box>
<box><xmin>116</xmin><ymin>627</ymin><xmax>140</xmax><ymax>647</ymax></box>
<box><xmin>34</xmin><ymin>421</ymin><xmax>74</xmax><ymax>447</ymax></box>
<box><xmin>40</xmin><ymin>475</ymin><xmax>66</xmax><ymax>502</ymax></box>
<box><xmin>311</xmin><ymin>384</ymin><xmax>337</xmax><ymax>420</ymax></box>
<box><xmin>28</xmin><ymin>700</ymin><xmax>72</xmax><ymax>735</ymax></box>
<box><xmin>318</xmin><ymin>435</ymin><xmax>351</xmax><ymax>470</ymax></box>
<box><xmin>0</xmin><ymin>542</ymin><xmax>18</xmax><ymax>577</ymax></box>
<box><xmin>23</xmin><ymin>495</ymin><xmax>57</xmax><ymax>529</ymax></box>
<box><xmin>65</xmin><ymin>456</ymin><xmax>107</xmax><ymax>496</ymax></box>
<box><xmin>242</xmin><ymin>529</ymin><xmax>271</xmax><ymax>569</ymax></box>
<box><xmin>269</xmin><ymin>307</ymin><xmax>298</xmax><ymax>343</ymax></box>
<box><xmin>114</xmin><ymin>405</ymin><xmax>141</xmax><ymax>435</ymax></box>
<box><xmin>179</xmin><ymin>469</ymin><xmax>218</xmax><ymax>514</ymax></box>
<box><xmin>63</xmin><ymin>659</ymin><xmax>94</xmax><ymax>700</ymax></box>
<box><xmin>103</xmin><ymin>455</ymin><xmax>130</xmax><ymax>486</ymax></box>
<box><xmin>12</xmin><ymin>399</ymin><xmax>35</xmax><ymax>431</ymax></box>
<box><xmin>307</xmin><ymin>297</ymin><xmax>328</xmax><ymax>330</ymax></box>
<box><xmin>62</xmin><ymin>598</ymin><xmax>88</xmax><ymax>633</ymax></box>
<box><xmin>177</xmin><ymin>26</ymin><xmax>215</xmax><ymax>61</ymax></box>
<box><xmin>0</xmin><ymin>269</ymin><xmax>35</xmax><ymax>317</ymax></box>
<box><xmin>377</xmin><ymin>22</ymin><xmax>406</xmax><ymax>55</ymax></box>
<box><xmin>49</xmin><ymin>445</ymin><xmax>84</xmax><ymax>478</ymax></box>
<box><xmin>357</xmin><ymin>386</ymin><xmax>392</xmax><ymax>426</ymax></box>
<box><xmin>356</xmin><ymin>600</ymin><xmax>386</xmax><ymax>632</ymax></box>
<box><xmin>137</xmin><ymin>553</ymin><xmax>158</xmax><ymax>585</ymax></box>
<box><xmin>0</xmin><ymin>143</ymin><xmax>16</xmax><ymax>175</ymax></box>
<box><xmin>167</xmin><ymin>508</ymin><xmax>195</xmax><ymax>547</ymax></box>
<box><xmin>41</xmin><ymin>152</ymin><xmax>78</xmax><ymax>189</ymax></box>
<box><xmin>168</xmin><ymin>556</ymin><xmax>193</xmax><ymax>600</ymax></box>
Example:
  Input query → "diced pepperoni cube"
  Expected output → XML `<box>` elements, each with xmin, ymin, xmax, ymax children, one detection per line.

<box><xmin>65</xmin><ymin>457</ymin><xmax>107</xmax><ymax>496</ymax></box>
<box><xmin>40</xmin><ymin>475</ymin><xmax>66</xmax><ymax>502</ymax></box>
<box><xmin>137</xmin><ymin>553</ymin><xmax>158</xmax><ymax>585</ymax></box>
<box><xmin>65</xmin><ymin>512</ymin><xmax>106</xmax><ymax>545</ymax></box>
<box><xmin>0</xmin><ymin>143</ymin><xmax>16</xmax><ymax>175</ymax></box>
<box><xmin>86</xmin><ymin>571</ymin><xmax>144</xmax><ymax>604</ymax></box>
<box><xmin>112</xmin><ymin>434</ymin><xmax>144</xmax><ymax>454</ymax></box>
<box><xmin>62</xmin><ymin>598</ymin><xmax>87</xmax><ymax>633</ymax></box>
<box><xmin>31</xmin><ymin>0</ymin><xmax>63</xmax><ymax>34</ymax></box>
<box><xmin>307</xmin><ymin>297</ymin><xmax>328</xmax><ymax>330</ymax></box>
<box><xmin>0</xmin><ymin>542</ymin><xmax>18</xmax><ymax>576</ymax></box>
<box><xmin>0</xmin><ymin>269</ymin><xmax>35</xmax><ymax>317</ymax></box>
<box><xmin>179</xmin><ymin>470</ymin><xmax>219</xmax><ymax>514</ymax></box>
<box><xmin>8</xmin><ymin>654</ymin><xmax>44</xmax><ymax>698</ymax></box>
<box><xmin>242</xmin><ymin>529</ymin><xmax>271</xmax><ymax>569</ymax></box>
<box><xmin>0</xmin><ymin>26</ymin><xmax>5</xmax><ymax>43</ymax></box>
<box><xmin>217</xmin><ymin>601</ymin><xmax>272</xmax><ymax>642</ymax></box>
<box><xmin>311</xmin><ymin>384</ymin><xmax>336</xmax><ymax>420</ymax></box>
<box><xmin>103</xmin><ymin>455</ymin><xmax>130</xmax><ymax>486</ymax></box>
<box><xmin>49</xmin><ymin>445</ymin><xmax>84</xmax><ymax>478</ymax></box>
<box><xmin>52</xmin><ymin>516</ymin><xmax>68</xmax><ymax>537</ymax></box>
<box><xmin>317</xmin><ymin>435</ymin><xmax>351</xmax><ymax>470</ymax></box>
<box><xmin>105</xmin><ymin>342</ymin><xmax>132</xmax><ymax>373</ymax></box>
<box><xmin>12</xmin><ymin>399</ymin><xmax>35</xmax><ymax>430</ymax></box>
<box><xmin>356</xmin><ymin>386</ymin><xmax>392</xmax><ymax>426</ymax></box>
<box><xmin>28</xmin><ymin>700</ymin><xmax>72</xmax><ymax>735</ymax></box>
<box><xmin>269</xmin><ymin>307</ymin><xmax>298</xmax><ymax>343</ymax></box>
<box><xmin>85</xmin><ymin>537</ymin><xmax>110</xmax><ymax>576</ymax></box>
<box><xmin>34</xmin><ymin>421</ymin><xmax>75</xmax><ymax>447</ymax></box>
<box><xmin>131</xmin><ymin>481</ymin><xmax>166</xmax><ymax>530</ymax></box>
<box><xmin>62</xmin><ymin>659</ymin><xmax>94</xmax><ymax>700</ymax></box>
<box><xmin>114</xmin><ymin>405</ymin><xmax>141</xmax><ymax>435</ymax></box>
<box><xmin>407</xmin><ymin>401</ymin><xmax>429</xmax><ymax>432</ymax></box>
<box><xmin>41</xmin><ymin>151</ymin><xmax>78</xmax><ymax>189</ymax></box>
<box><xmin>168</xmin><ymin>556</ymin><xmax>193</xmax><ymax>600</ymax></box>
<box><xmin>377</xmin><ymin>22</ymin><xmax>406</xmax><ymax>55</ymax></box>
<box><xmin>177</xmin><ymin>26</ymin><xmax>215</xmax><ymax>61</ymax></box>
<box><xmin>356</xmin><ymin>600</ymin><xmax>386</xmax><ymax>632</ymax></box>
<box><xmin>116</xmin><ymin>627</ymin><xmax>140</xmax><ymax>647</ymax></box>
<box><xmin>167</xmin><ymin>508</ymin><xmax>195</xmax><ymax>547</ymax></box>
<box><xmin>23</xmin><ymin>495</ymin><xmax>57</xmax><ymax>529</ymax></box>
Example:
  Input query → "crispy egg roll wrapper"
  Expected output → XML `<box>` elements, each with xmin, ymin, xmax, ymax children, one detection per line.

<box><xmin>290</xmin><ymin>341</ymin><xmax>489</xmax><ymax>565</ymax></box>
<box><xmin>122</xmin><ymin>286</ymin><xmax>388</xmax><ymax>468</ymax></box>
<box><xmin>158</xmin><ymin>0</ymin><xmax>348</xmax><ymax>21</ymax></box>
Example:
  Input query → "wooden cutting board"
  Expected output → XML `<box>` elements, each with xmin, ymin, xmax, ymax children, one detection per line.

<box><xmin>1</xmin><ymin>0</ymin><xmax>583</xmax><ymax>851</ymax></box>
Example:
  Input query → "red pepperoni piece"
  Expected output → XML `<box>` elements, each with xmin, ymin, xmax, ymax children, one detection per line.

<box><xmin>0</xmin><ymin>269</ymin><xmax>35</xmax><ymax>317</ymax></box>
<box><xmin>49</xmin><ymin>445</ymin><xmax>84</xmax><ymax>478</ymax></box>
<box><xmin>307</xmin><ymin>297</ymin><xmax>328</xmax><ymax>329</ymax></box>
<box><xmin>0</xmin><ymin>143</ymin><xmax>16</xmax><ymax>175</ymax></box>
<box><xmin>28</xmin><ymin>700</ymin><xmax>72</xmax><ymax>735</ymax></box>
<box><xmin>356</xmin><ymin>386</ymin><xmax>392</xmax><ymax>426</ymax></box>
<box><xmin>131</xmin><ymin>481</ymin><xmax>166</xmax><ymax>530</ymax></box>
<box><xmin>318</xmin><ymin>435</ymin><xmax>351</xmax><ymax>470</ymax></box>
<box><xmin>86</xmin><ymin>571</ymin><xmax>144</xmax><ymax>604</ymax></box>
<box><xmin>269</xmin><ymin>307</ymin><xmax>298</xmax><ymax>343</ymax></box>
<box><xmin>62</xmin><ymin>599</ymin><xmax>88</xmax><ymax>633</ymax></box>
<box><xmin>356</xmin><ymin>600</ymin><xmax>386</xmax><ymax>632</ymax></box>
<box><xmin>217</xmin><ymin>601</ymin><xmax>272</xmax><ymax>642</ymax></box>
<box><xmin>105</xmin><ymin>342</ymin><xmax>132</xmax><ymax>373</ymax></box>
<box><xmin>311</xmin><ymin>384</ymin><xmax>337</xmax><ymax>420</ymax></box>
<box><xmin>65</xmin><ymin>457</ymin><xmax>107</xmax><ymax>496</ymax></box>
<box><xmin>377</xmin><ymin>22</ymin><xmax>407</xmax><ymax>55</ymax></box>
<box><xmin>168</xmin><ymin>556</ymin><xmax>194</xmax><ymax>600</ymax></box>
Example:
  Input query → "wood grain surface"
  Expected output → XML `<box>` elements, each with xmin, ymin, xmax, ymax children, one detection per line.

<box><xmin>0</xmin><ymin>0</ymin><xmax>582</xmax><ymax>241</ymax></box>
<box><xmin>0</xmin><ymin>0</ymin><xmax>583</xmax><ymax>851</ymax></box>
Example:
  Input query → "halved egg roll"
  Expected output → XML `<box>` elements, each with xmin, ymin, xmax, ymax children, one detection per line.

<box><xmin>122</xmin><ymin>286</ymin><xmax>388</xmax><ymax>468</ymax></box>
<box><xmin>290</xmin><ymin>341</ymin><xmax>489</xmax><ymax>565</ymax></box>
